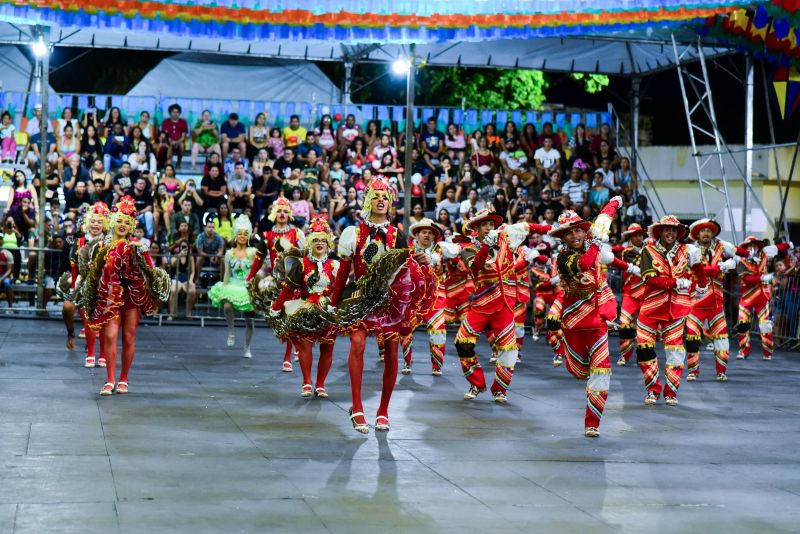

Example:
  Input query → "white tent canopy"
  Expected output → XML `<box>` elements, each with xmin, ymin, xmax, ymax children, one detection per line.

<box><xmin>0</xmin><ymin>44</ymin><xmax>55</xmax><ymax>93</ymax></box>
<box><xmin>127</xmin><ymin>53</ymin><xmax>343</xmax><ymax>103</ymax></box>
<box><xmin>0</xmin><ymin>22</ymin><xmax>734</xmax><ymax>77</ymax></box>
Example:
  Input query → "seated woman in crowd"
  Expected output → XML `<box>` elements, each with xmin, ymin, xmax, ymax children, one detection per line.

<box><xmin>616</xmin><ymin>157</ymin><xmax>638</xmax><ymax>201</ymax></box>
<box><xmin>103</xmin><ymin>106</ymin><xmax>127</xmax><ymax>137</ymax></box>
<box><xmin>519</xmin><ymin>123</ymin><xmax>538</xmax><ymax>160</ymax></box>
<box><xmin>314</xmin><ymin>114</ymin><xmax>337</xmax><ymax>163</ymax></box>
<box><xmin>135</xmin><ymin>111</ymin><xmax>157</xmax><ymax>141</ymax></box>
<box><xmin>268</xmin><ymin>127</ymin><xmax>284</xmax><ymax>159</ymax></box>
<box><xmin>167</xmin><ymin>241</ymin><xmax>196</xmax><ymax>321</ymax></box>
<box><xmin>251</xmin><ymin>148</ymin><xmax>273</xmax><ymax>179</ymax></box>
<box><xmin>128</xmin><ymin>140</ymin><xmax>158</xmax><ymax>176</ymax></box>
<box><xmin>7</xmin><ymin>170</ymin><xmax>38</xmax><ymax>213</ymax></box>
<box><xmin>437</xmin><ymin>208</ymin><xmax>457</xmax><ymax>235</ymax></box>
<box><xmin>213</xmin><ymin>203</ymin><xmax>234</xmax><ymax>242</ymax></box>
<box><xmin>247</xmin><ymin>112</ymin><xmax>269</xmax><ymax>162</ymax></box>
<box><xmin>376</xmin><ymin>152</ymin><xmax>404</xmax><ymax>181</ymax></box>
<box><xmin>288</xmin><ymin>186</ymin><xmax>312</xmax><ymax>228</ymax></box>
<box><xmin>169</xmin><ymin>220</ymin><xmax>194</xmax><ymax>254</ymax></box>
<box><xmin>470</xmin><ymin>136</ymin><xmax>495</xmax><ymax>185</ymax></box>
<box><xmin>568</xmin><ymin>123</ymin><xmax>592</xmax><ymax>169</ymax></box>
<box><xmin>203</xmin><ymin>151</ymin><xmax>224</xmax><ymax>177</ymax></box>
<box><xmin>502</xmin><ymin>120</ymin><xmax>519</xmax><ymax>144</ymax></box>
<box><xmin>55</xmin><ymin>123</ymin><xmax>80</xmax><ymax>179</ymax></box>
<box><xmin>363</xmin><ymin>120</ymin><xmax>381</xmax><ymax>151</ymax></box>
<box><xmin>191</xmin><ymin>109</ymin><xmax>221</xmax><ymax>171</ymax></box>
<box><xmin>80</xmin><ymin>124</ymin><xmax>104</xmax><ymax>170</ymax></box>
<box><xmin>344</xmin><ymin>137</ymin><xmax>368</xmax><ymax>175</ymax></box>
<box><xmin>153</xmin><ymin>183</ymin><xmax>175</xmax><ymax>241</ymax></box>
<box><xmin>89</xmin><ymin>159</ymin><xmax>112</xmax><ymax>205</ymax></box>
<box><xmin>444</xmin><ymin>123</ymin><xmax>466</xmax><ymax>168</ymax></box>
<box><xmin>159</xmin><ymin>163</ymin><xmax>182</xmax><ymax>196</ymax></box>
<box><xmin>282</xmin><ymin>167</ymin><xmax>306</xmax><ymax>198</ymax></box>
<box><xmin>588</xmin><ymin>171</ymin><xmax>610</xmax><ymax>214</ymax></box>
<box><xmin>153</xmin><ymin>131</ymin><xmax>171</xmax><ymax>170</ymax></box>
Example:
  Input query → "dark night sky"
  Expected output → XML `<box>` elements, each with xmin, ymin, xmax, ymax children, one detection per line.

<box><xmin>42</xmin><ymin>46</ymin><xmax>797</xmax><ymax>145</ymax></box>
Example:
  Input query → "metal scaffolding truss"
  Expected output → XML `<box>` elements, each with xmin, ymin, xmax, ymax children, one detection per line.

<box><xmin>671</xmin><ymin>35</ymin><xmax>777</xmax><ymax>243</ymax></box>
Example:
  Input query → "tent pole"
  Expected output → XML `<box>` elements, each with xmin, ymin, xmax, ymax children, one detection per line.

<box><xmin>342</xmin><ymin>61</ymin><xmax>352</xmax><ymax>105</ymax></box>
<box><xmin>760</xmin><ymin>60</ymin><xmax>790</xmax><ymax>239</ymax></box>
<box><xmin>743</xmin><ymin>54</ymin><xmax>754</xmax><ymax>236</ymax></box>
<box><xmin>35</xmin><ymin>25</ymin><xmax>50</xmax><ymax>313</ymax></box>
<box><xmin>402</xmin><ymin>44</ymin><xmax>416</xmax><ymax>233</ymax></box>
<box><xmin>631</xmin><ymin>76</ymin><xmax>641</xmax><ymax>175</ymax></box>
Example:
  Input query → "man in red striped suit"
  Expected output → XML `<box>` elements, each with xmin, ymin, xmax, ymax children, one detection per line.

<box><xmin>454</xmin><ymin>209</ymin><xmax>551</xmax><ymax>404</ymax></box>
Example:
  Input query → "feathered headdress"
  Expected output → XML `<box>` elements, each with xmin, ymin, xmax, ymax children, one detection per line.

<box><xmin>232</xmin><ymin>214</ymin><xmax>253</xmax><ymax>237</ymax></box>
<box><xmin>306</xmin><ymin>215</ymin><xmax>334</xmax><ymax>251</ymax></box>
<box><xmin>361</xmin><ymin>175</ymin><xmax>395</xmax><ymax>220</ymax></box>
<box><xmin>81</xmin><ymin>201</ymin><xmax>111</xmax><ymax>234</ymax></box>
<box><xmin>109</xmin><ymin>196</ymin><xmax>138</xmax><ymax>235</ymax></box>
<box><xmin>268</xmin><ymin>196</ymin><xmax>294</xmax><ymax>223</ymax></box>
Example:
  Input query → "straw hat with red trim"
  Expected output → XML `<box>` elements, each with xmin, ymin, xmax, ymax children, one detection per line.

<box><xmin>689</xmin><ymin>218</ymin><xmax>721</xmax><ymax>240</ymax></box>
<box><xmin>548</xmin><ymin>210</ymin><xmax>592</xmax><ymax>239</ymax></box>
<box><xmin>739</xmin><ymin>235</ymin><xmax>766</xmax><ymax>250</ymax></box>
<box><xmin>409</xmin><ymin>217</ymin><xmax>442</xmax><ymax>239</ymax></box>
<box><xmin>621</xmin><ymin>223</ymin><xmax>646</xmax><ymax>241</ymax></box>
<box><xmin>648</xmin><ymin>215</ymin><xmax>688</xmax><ymax>241</ymax></box>
<box><xmin>466</xmin><ymin>208</ymin><xmax>504</xmax><ymax>231</ymax></box>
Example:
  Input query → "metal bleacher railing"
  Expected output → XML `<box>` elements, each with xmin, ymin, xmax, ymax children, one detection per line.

<box><xmin>0</xmin><ymin>91</ymin><xmax>612</xmax><ymax>138</ymax></box>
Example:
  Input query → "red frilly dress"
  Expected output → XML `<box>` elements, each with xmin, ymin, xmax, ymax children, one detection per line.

<box><xmin>83</xmin><ymin>239</ymin><xmax>171</xmax><ymax>330</ymax></box>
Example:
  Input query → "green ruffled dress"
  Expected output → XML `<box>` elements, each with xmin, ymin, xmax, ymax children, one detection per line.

<box><xmin>209</xmin><ymin>248</ymin><xmax>256</xmax><ymax>312</ymax></box>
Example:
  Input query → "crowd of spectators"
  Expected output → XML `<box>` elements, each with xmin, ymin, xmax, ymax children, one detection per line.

<box><xmin>2</xmin><ymin>102</ymin><xmax>798</xmax><ymax>321</ymax></box>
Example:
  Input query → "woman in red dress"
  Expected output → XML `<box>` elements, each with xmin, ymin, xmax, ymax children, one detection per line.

<box><xmin>83</xmin><ymin>196</ymin><xmax>170</xmax><ymax>396</ymax></box>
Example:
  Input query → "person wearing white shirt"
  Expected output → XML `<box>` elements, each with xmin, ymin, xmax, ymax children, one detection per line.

<box><xmin>459</xmin><ymin>189</ymin><xmax>485</xmax><ymax>224</ymax></box>
<box><xmin>533</xmin><ymin>136</ymin><xmax>561</xmax><ymax>188</ymax></box>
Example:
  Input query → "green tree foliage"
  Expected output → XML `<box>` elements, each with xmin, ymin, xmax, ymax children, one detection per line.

<box><xmin>419</xmin><ymin>67</ymin><xmax>608</xmax><ymax>108</ymax></box>
<box><xmin>570</xmin><ymin>73</ymin><xmax>610</xmax><ymax>94</ymax></box>
<box><xmin>421</xmin><ymin>67</ymin><xmax>549</xmax><ymax>109</ymax></box>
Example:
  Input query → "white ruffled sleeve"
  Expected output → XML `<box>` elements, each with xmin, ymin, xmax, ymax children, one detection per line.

<box><xmin>686</xmin><ymin>243</ymin><xmax>702</xmax><ymax>266</ymax></box>
<box><xmin>338</xmin><ymin>226</ymin><xmax>358</xmax><ymax>259</ymax></box>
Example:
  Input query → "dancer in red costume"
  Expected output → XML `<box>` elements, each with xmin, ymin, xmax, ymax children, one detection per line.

<box><xmin>550</xmin><ymin>197</ymin><xmax>636</xmax><ymax>437</ymax></box>
<box><xmin>615</xmin><ymin>223</ymin><xmax>647</xmax><ymax>367</ymax></box>
<box><xmin>83</xmin><ymin>196</ymin><xmax>170</xmax><ymax>396</ymax></box>
<box><xmin>735</xmin><ymin>236</ymin><xmax>792</xmax><ymax>361</ymax></box>
<box><xmin>685</xmin><ymin>218</ymin><xmax>742</xmax><ymax>381</ymax></box>
<box><xmin>400</xmin><ymin>218</ymin><xmax>462</xmax><ymax>376</ymax></box>
<box><xmin>330</xmin><ymin>177</ymin><xmax>436</xmax><ymax>433</ymax></box>
<box><xmin>59</xmin><ymin>203</ymin><xmax>110</xmax><ymax>368</ymax></box>
<box><xmin>442</xmin><ymin>234</ymin><xmax>475</xmax><ymax>328</ymax></box>
<box><xmin>636</xmin><ymin>215</ymin><xmax>706</xmax><ymax>407</ymax></box>
<box><xmin>454</xmin><ymin>209</ymin><xmax>551</xmax><ymax>404</ymax></box>
<box><xmin>261</xmin><ymin>216</ymin><xmax>340</xmax><ymax>399</ymax></box>
<box><xmin>246</xmin><ymin>197</ymin><xmax>305</xmax><ymax>372</ymax></box>
<box><xmin>530</xmin><ymin>241</ymin><xmax>566</xmax><ymax>366</ymax></box>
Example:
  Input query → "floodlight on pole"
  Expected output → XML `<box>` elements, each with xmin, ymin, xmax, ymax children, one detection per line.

<box><xmin>32</xmin><ymin>37</ymin><xmax>47</xmax><ymax>58</ymax></box>
<box><xmin>392</xmin><ymin>58</ymin><xmax>411</xmax><ymax>75</ymax></box>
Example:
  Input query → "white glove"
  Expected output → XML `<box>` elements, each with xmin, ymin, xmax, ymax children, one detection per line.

<box><xmin>763</xmin><ymin>244</ymin><xmax>778</xmax><ymax>258</ymax></box>
<box><xmin>268</xmin><ymin>307</ymin><xmax>281</xmax><ymax>318</ymax></box>
<box><xmin>626</xmin><ymin>264</ymin><xmax>641</xmax><ymax>277</ymax></box>
<box><xmin>523</xmin><ymin>246</ymin><xmax>539</xmax><ymax>264</ymax></box>
<box><xmin>675</xmin><ymin>278</ymin><xmax>692</xmax><ymax>290</ymax></box>
<box><xmin>694</xmin><ymin>284</ymin><xmax>708</xmax><ymax>297</ymax></box>
<box><xmin>599</xmin><ymin>244</ymin><xmax>615</xmax><ymax>265</ymax></box>
<box><xmin>761</xmin><ymin>273</ymin><xmax>774</xmax><ymax>284</ymax></box>
<box><xmin>718</xmin><ymin>258</ymin><xmax>737</xmax><ymax>273</ymax></box>
<box><xmin>326</xmin><ymin>304</ymin><xmax>337</xmax><ymax>314</ymax></box>
<box><xmin>549</xmin><ymin>276</ymin><xmax>560</xmax><ymax>285</ymax></box>
<box><xmin>788</xmin><ymin>241</ymin><xmax>795</xmax><ymax>250</ymax></box>
<box><xmin>429</xmin><ymin>252</ymin><xmax>442</xmax><ymax>268</ymax></box>
<box><xmin>483</xmin><ymin>230</ymin><xmax>499</xmax><ymax>247</ymax></box>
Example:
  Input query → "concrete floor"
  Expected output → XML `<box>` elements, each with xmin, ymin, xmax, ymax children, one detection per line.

<box><xmin>0</xmin><ymin>318</ymin><xmax>798</xmax><ymax>534</ymax></box>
